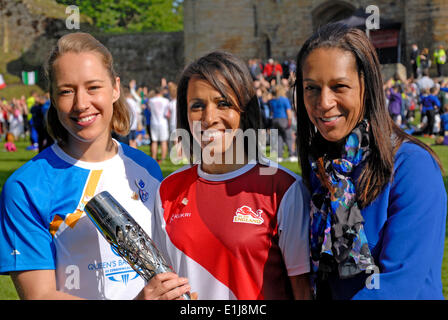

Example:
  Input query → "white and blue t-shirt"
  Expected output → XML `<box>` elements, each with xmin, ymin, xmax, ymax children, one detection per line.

<box><xmin>0</xmin><ymin>141</ymin><xmax>162</xmax><ymax>299</ymax></box>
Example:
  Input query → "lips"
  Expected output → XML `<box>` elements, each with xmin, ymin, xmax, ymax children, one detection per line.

<box><xmin>72</xmin><ymin>114</ymin><xmax>98</xmax><ymax>126</ymax></box>
<box><xmin>202</xmin><ymin>129</ymin><xmax>225</xmax><ymax>141</ymax></box>
<box><xmin>320</xmin><ymin>115</ymin><xmax>341</xmax><ymax>122</ymax></box>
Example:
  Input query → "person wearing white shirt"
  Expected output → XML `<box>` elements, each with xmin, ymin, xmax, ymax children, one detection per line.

<box><xmin>149</xmin><ymin>87</ymin><xmax>170</xmax><ymax>162</ymax></box>
<box><xmin>125</xmin><ymin>87</ymin><xmax>141</xmax><ymax>148</ymax></box>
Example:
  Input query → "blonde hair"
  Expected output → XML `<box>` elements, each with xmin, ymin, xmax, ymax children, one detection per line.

<box><xmin>168</xmin><ymin>82</ymin><xmax>177</xmax><ymax>100</ymax></box>
<box><xmin>45</xmin><ymin>32</ymin><xmax>130</xmax><ymax>144</ymax></box>
<box><xmin>273</xmin><ymin>84</ymin><xmax>287</xmax><ymax>98</ymax></box>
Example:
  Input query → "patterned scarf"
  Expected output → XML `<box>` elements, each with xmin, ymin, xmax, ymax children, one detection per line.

<box><xmin>309</xmin><ymin>119</ymin><xmax>376</xmax><ymax>281</ymax></box>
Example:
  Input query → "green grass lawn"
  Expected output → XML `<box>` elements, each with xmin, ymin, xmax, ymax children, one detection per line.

<box><xmin>0</xmin><ymin>138</ymin><xmax>447</xmax><ymax>300</ymax></box>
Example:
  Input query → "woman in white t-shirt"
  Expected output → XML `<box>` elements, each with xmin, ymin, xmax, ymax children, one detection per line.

<box><xmin>0</xmin><ymin>32</ymin><xmax>191</xmax><ymax>300</ymax></box>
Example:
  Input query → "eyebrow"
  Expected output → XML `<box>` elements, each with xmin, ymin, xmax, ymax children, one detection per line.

<box><xmin>188</xmin><ymin>95</ymin><xmax>228</xmax><ymax>103</ymax></box>
<box><xmin>56</xmin><ymin>79</ymin><xmax>105</xmax><ymax>88</ymax></box>
<box><xmin>303</xmin><ymin>77</ymin><xmax>351</xmax><ymax>82</ymax></box>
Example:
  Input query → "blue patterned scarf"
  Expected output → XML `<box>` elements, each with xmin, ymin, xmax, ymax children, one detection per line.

<box><xmin>309</xmin><ymin>119</ymin><xmax>376</xmax><ymax>282</ymax></box>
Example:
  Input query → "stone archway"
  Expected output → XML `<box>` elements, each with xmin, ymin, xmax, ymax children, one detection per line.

<box><xmin>312</xmin><ymin>1</ymin><xmax>356</xmax><ymax>30</ymax></box>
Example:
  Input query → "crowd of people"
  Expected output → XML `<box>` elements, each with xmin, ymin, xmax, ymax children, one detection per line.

<box><xmin>0</xmin><ymin>91</ymin><xmax>53</xmax><ymax>153</ymax></box>
<box><xmin>3</xmin><ymin>48</ymin><xmax>446</xmax><ymax>159</ymax></box>
<box><xmin>250</xmin><ymin>58</ymin><xmax>298</xmax><ymax>162</ymax></box>
<box><xmin>1</xmin><ymin>58</ymin><xmax>300</xmax><ymax>163</ymax></box>
<box><xmin>118</xmin><ymin>78</ymin><xmax>178</xmax><ymax>163</ymax></box>
<box><xmin>384</xmin><ymin>70</ymin><xmax>448</xmax><ymax>145</ymax></box>
<box><xmin>0</xmin><ymin>79</ymin><xmax>178</xmax><ymax>162</ymax></box>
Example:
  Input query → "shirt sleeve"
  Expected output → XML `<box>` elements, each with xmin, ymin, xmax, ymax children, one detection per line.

<box><xmin>277</xmin><ymin>178</ymin><xmax>311</xmax><ymax>276</ymax></box>
<box><xmin>352</xmin><ymin>144</ymin><xmax>447</xmax><ymax>299</ymax></box>
<box><xmin>151</xmin><ymin>185</ymin><xmax>172</xmax><ymax>267</ymax></box>
<box><xmin>0</xmin><ymin>177</ymin><xmax>56</xmax><ymax>274</ymax></box>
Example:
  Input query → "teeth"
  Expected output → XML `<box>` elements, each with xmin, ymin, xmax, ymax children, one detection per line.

<box><xmin>202</xmin><ymin>130</ymin><xmax>224</xmax><ymax>139</ymax></box>
<box><xmin>78</xmin><ymin>115</ymin><xmax>95</xmax><ymax>123</ymax></box>
<box><xmin>321</xmin><ymin>116</ymin><xmax>339</xmax><ymax>122</ymax></box>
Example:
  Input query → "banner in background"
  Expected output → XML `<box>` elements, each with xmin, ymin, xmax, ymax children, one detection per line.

<box><xmin>22</xmin><ymin>71</ymin><xmax>38</xmax><ymax>85</ymax></box>
<box><xmin>0</xmin><ymin>74</ymin><xmax>6</xmax><ymax>89</ymax></box>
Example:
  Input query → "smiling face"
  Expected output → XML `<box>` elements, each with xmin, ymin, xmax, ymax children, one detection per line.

<box><xmin>52</xmin><ymin>51</ymin><xmax>120</xmax><ymax>149</ymax></box>
<box><xmin>302</xmin><ymin>47</ymin><xmax>365</xmax><ymax>143</ymax></box>
<box><xmin>186</xmin><ymin>77</ymin><xmax>241</xmax><ymax>158</ymax></box>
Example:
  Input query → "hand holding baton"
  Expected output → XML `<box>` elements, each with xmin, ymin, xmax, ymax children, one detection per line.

<box><xmin>84</xmin><ymin>191</ymin><xmax>190</xmax><ymax>300</ymax></box>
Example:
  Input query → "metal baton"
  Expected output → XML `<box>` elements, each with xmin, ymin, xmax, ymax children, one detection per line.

<box><xmin>84</xmin><ymin>190</ymin><xmax>190</xmax><ymax>300</ymax></box>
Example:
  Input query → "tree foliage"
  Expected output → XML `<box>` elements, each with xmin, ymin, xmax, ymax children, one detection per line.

<box><xmin>55</xmin><ymin>0</ymin><xmax>183</xmax><ymax>32</ymax></box>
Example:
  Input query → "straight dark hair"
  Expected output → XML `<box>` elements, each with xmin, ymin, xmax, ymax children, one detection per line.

<box><xmin>294</xmin><ymin>23</ymin><xmax>443</xmax><ymax>208</ymax></box>
<box><xmin>177</xmin><ymin>50</ymin><xmax>261</xmax><ymax>162</ymax></box>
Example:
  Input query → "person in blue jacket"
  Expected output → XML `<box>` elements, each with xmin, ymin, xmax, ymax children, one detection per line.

<box><xmin>294</xmin><ymin>23</ymin><xmax>447</xmax><ymax>300</ymax></box>
<box><xmin>269</xmin><ymin>85</ymin><xmax>295</xmax><ymax>160</ymax></box>
<box><xmin>386</xmin><ymin>84</ymin><xmax>402</xmax><ymax>126</ymax></box>
<box><xmin>420</xmin><ymin>87</ymin><xmax>441</xmax><ymax>137</ymax></box>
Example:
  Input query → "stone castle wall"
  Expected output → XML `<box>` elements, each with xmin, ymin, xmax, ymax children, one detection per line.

<box><xmin>0</xmin><ymin>0</ymin><xmax>184</xmax><ymax>88</ymax></box>
<box><xmin>184</xmin><ymin>0</ymin><xmax>448</xmax><ymax>77</ymax></box>
<box><xmin>2</xmin><ymin>0</ymin><xmax>447</xmax><ymax>87</ymax></box>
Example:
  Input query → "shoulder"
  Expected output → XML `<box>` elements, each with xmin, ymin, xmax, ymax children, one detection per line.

<box><xmin>119</xmin><ymin>143</ymin><xmax>163</xmax><ymax>182</ymax></box>
<box><xmin>394</xmin><ymin>141</ymin><xmax>440</xmax><ymax>170</ymax></box>
<box><xmin>257</xmin><ymin>159</ymin><xmax>306</xmax><ymax>193</ymax></box>
<box><xmin>391</xmin><ymin>141</ymin><xmax>445</xmax><ymax>198</ymax></box>
<box><xmin>160</xmin><ymin>165</ymin><xmax>195</xmax><ymax>188</ymax></box>
<box><xmin>4</xmin><ymin>146</ymin><xmax>57</xmax><ymax>187</ymax></box>
<box><xmin>1</xmin><ymin>146</ymin><xmax>63</xmax><ymax>211</ymax></box>
<box><xmin>158</xmin><ymin>165</ymin><xmax>196</xmax><ymax>200</ymax></box>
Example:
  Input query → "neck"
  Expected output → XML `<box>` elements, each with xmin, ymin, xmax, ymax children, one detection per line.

<box><xmin>200</xmin><ymin>146</ymin><xmax>249</xmax><ymax>174</ymax></box>
<box><xmin>201</xmin><ymin>161</ymin><xmax>248</xmax><ymax>175</ymax></box>
<box><xmin>314</xmin><ymin>136</ymin><xmax>345</xmax><ymax>160</ymax></box>
<box><xmin>60</xmin><ymin>134</ymin><xmax>117</xmax><ymax>162</ymax></box>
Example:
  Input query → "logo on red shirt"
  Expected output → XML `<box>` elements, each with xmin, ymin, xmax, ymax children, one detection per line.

<box><xmin>233</xmin><ymin>206</ymin><xmax>264</xmax><ymax>225</ymax></box>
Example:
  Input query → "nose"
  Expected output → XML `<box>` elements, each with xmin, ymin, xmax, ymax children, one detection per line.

<box><xmin>317</xmin><ymin>87</ymin><xmax>337</xmax><ymax>112</ymax></box>
<box><xmin>201</xmin><ymin>104</ymin><xmax>219</xmax><ymax>129</ymax></box>
<box><xmin>73</xmin><ymin>89</ymin><xmax>90</xmax><ymax>112</ymax></box>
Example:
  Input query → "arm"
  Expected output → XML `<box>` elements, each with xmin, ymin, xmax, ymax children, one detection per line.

<box><xmin>278</xmin><ymin>178</ymin><xmax>312</xmax><ymax>299</ymax></box>
<box><xmin>434</xmin><ymin>96</ymin><xmax>441</xmax><ymax>108</ymax></box>
<box><xmin>129</xmin><ymin>80</ymin><xmax>141</xmax><ymax>104</ymax></box>
<box><xmin>11</xmin><ymin>269</ymin><xmax>190</xmax><ymax>300</ymax></box>
<box><xmin>286</xmin><ymin>108</ymin><xmax>293</xmax><ymax>128</ymax></box>
<box><xmin>11</xmin><ymin>270</ymin><xmax>83</xmax><ymax>300</ymax></box>
<box><xmin>353</xmin><ymin>144</ymin><xmax>447</xmax><ymax>299</ymax></box>
<box><xmin>284</xmin><ymin>97</ymin><xmax>293</xmax><ymax>127</ymax></box>
<box><xmin>289</xmin><ymin>274</ymin><xmax>312</xmax><ymax>300</ymax></box>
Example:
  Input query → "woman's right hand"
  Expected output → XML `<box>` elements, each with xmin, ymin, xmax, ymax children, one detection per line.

<box><xmin>134</xmin><ymin>272</ymin><xmax>191</xmax><ymax>300</ymax></box>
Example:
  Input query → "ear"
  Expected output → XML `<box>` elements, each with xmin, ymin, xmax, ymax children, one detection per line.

<box><xmin>112</xmin><ymin>76</ymin><xmax>121</xmax><ymax>103</ymax></box>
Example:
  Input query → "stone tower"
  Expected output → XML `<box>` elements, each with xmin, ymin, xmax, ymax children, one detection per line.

<box><xmin>183</xmin><ymin>0</ymin><xmax>448</xmax><ymax>75</ymax></box>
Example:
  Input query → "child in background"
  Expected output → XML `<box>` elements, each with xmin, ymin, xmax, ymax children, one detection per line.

<box><xmin>4</xmin><ymin>132</ymin><xmax>17</xmax><ymax>152</ymax></box>
<box><xmin>387</xmin><ymin>84</ymin><xmax>402</xmax><ymax>126</ymax></box>
<box><xmin>437</xmin><ymin>105</ymin><xmax>448</xmax><ymax>145</ymax></box>
<box><xmin>420</xmin><ymin>87</ymin><xmax>441</xmax><ymax>137</ymax></box>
